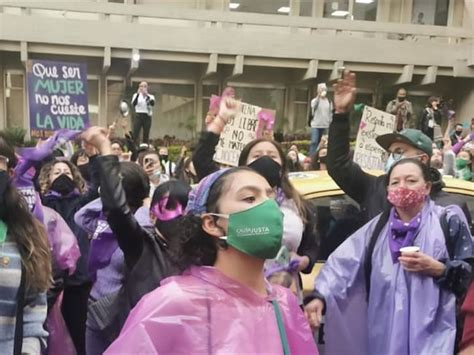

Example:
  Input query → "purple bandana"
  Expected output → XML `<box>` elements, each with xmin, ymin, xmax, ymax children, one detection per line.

<box><xmin>185</xmin><ymin>169</ymin><xmax>229</xmax><ymax>215</ymax></box>
<box><xmin>388</xmin><ymin>208</ymin><xmax>422</xmax><ymax>263</ymax></box>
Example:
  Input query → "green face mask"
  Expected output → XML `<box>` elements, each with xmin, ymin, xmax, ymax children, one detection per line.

<box><xmin>211</xmin><ymin>199</ymin><xmax>283</xmax><ymax>259</ymax></box>
<box><xmin>456</xmin><ymin>158</ymin><xmax>469</xmax><ymax>170</ymax></box>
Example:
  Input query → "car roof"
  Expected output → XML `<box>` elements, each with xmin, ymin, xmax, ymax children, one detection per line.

<box><xmin>290</xmin><ymin>170</ymin><xmax>474</xmax><ymax>198</ymax></box>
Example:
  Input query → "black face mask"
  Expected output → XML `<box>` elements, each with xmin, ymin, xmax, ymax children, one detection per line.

<box><xmin>397</xmin><ymin>96</ymin><xmax>406</xmax><ymax>102</ymax></box>
<box><xmin>319</xmin><ymin>156</ymin><xmax>327</xmax><ymax>165</ymax></box>
<box><xmin>78</xmin><ymin>163</ymin><xmax>91</xmax><ymax>182</ymax></box>
<box><xmin>455</xmin><ymin>130</ymin><xmax>463</xmax><ymax>136</ymax></box>
<box><xmin>50</xmin><ymin>174</ymin><xmax>76</xmax><ymax>195</ymax></box>
<box><xmin>248</xmin><ymin>156</ymin><xmax>282</xmax><ymax>188</ymax></box>
<box><xmin>159</xmin><ymin>154</ymin><xmax>169</xmax><ymax>162</ymax></box>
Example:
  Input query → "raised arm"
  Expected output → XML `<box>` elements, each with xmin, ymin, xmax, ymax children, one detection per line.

<box><xmin>192</xmin><ymin>97</ymin><xmax>240</xmax><ymax>181</ymax></box>
<box><xmin>81</xmin><ymin>127</ymin><xmax>145</xmax><ymax>269</ymax></box>
<box><xmin>327</xmin><ymin>70</ymin><xmax>377</xmax><ymax>204</ymax></box>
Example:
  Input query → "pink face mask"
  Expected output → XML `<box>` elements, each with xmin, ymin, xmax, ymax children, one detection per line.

<box><xmin>387</xmin><ymin>186</ymin><xmax>427</xmax><ymax>209</ymax></box>
<box><xmin>151</xmin><ymin>196</ymin><xmax>183</xmax><ymax>221</ymax></box>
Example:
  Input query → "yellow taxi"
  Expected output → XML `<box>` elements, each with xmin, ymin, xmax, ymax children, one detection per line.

<box><xmin>289</xmin><ymin>170</ymin><xmax>474</xmax><ymax>295</ymax></box>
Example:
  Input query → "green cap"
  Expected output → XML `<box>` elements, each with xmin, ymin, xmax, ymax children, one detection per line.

<box><xmin>376</xmin><ymin>129</ymin><xmax>433</xmax><ymax>157</ymax></box>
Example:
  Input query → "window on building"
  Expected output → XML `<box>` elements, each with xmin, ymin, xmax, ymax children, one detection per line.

<box><xmin>233</xmin><ymin>87</ymin><xmax>286</xmax><ymax>133</ymax></box>
<box><xmin>88</xmin><ymin>79</ymin><xmax>99</xmax><ymax>127</ymax></box>
<box><xmin>107</xmin><ymin>79</ymin><xmax>127</xmax><ymax>130</ymax></box>
<box><xmin>4</xmin><ymin>73</ymin><xmax>25</xmax><ymax>129</ymax></box>
<box><xmin>299</xmin><ymin>0</ymin><xmax>313</xmax><ymax>16</ymax></box>
<box><xmin>323</xmin><ymin>0</ymin><xmax>350</xmax><ymax>19</ymax></box>
<box><xmin>147</xmin><ymin>83</ymin><xmax>195</xmax><ymax>140</ymax></box>
<box><xmin>229</xmin><ymin>0</ymin><xmax>290</xmax><ymax>16</ymax></box>
<box><xmin>412</xmin><ymin>0</ymin><xmax>450</xmax><ymax>26</ymax></box>
<box><xmin>294</xmin><ymin>88</ymin><xmax>309</xmax><ymax>132</ymax></box>
<box><xmin>353</xmin><ymin>0</ymin><xmax>377</xmax><ymax>21</ymax></box>
<box><xmin>323</xmin><ymin>0</ymin><xmax>378</xmax><ymax>21</ymax></box>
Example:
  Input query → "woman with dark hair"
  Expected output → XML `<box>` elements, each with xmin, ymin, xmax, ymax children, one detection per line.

<box><xmin>80</xmin><ymin>126</ymin><xmax>190</xmax><ymax>350</ymax></box>
<box><xmin>0</xmin><ymin>140</ymin><xmax>52</xmax><ymax>354</ymax></box>
<box><xmin>110</xmin><ymin>138</ymin><xmax>125</xmax><ymax>157</ymax></box>
<box><xmin>306</xmin><ymin>158</ymin><xmax>473</xmax><ymax>355</ymax></box>
<box><xmin>70</xmin><ymin>148</ymin><xmax>91</xmax><ymax>183</ymax></box>
<box><xmin>105</xmin><ymin>168</ymin><xmax>318</xmax><ymax>354</ymax></box>
<box><xmin>287</xmin><ymin>149</ymin><xmax>303</xmax><ymax>172</ymax></box>
<box><xmin>38</xmin><ymin>149</ymin><xmax>100</xmax><ymax>355</ymax></box>
<box><xmin>75</xmin><ymin>161</ymin><xmax>151</xmax><ymax>355</ymax></box>
<box><xmin>192</xmin><ymin>98</ymin><xmax>319</xmax><ymax>301</ymax></box>
<box><xmin>174</xmin><ymin>156</ymin><xmax>198</xmax><ymax>185</ymax></box>
<box><xmin>311</xmin><ymin>145</ymin><xmax>328</xmax><ymax>171</ymax></box>
<box><xmin>420</xmin><ymin>96</ymin><xmax>442</xmax><ymax>141</ymax></box>
<box><xmin>137</xmin><ymin>149</ymin><xmax>166</xmax><ymax>196</ymax></box>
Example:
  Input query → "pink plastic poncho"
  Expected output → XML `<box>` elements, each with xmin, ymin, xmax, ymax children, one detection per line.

<box><xmin>105</xmin><ymin>266</ymin><xmax>318</xmax><ymax>354</ymax></box>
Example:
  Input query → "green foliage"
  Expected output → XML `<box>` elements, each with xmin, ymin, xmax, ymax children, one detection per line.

<box><xmin>0</xmin><ymin>127</ymin><xmax>37</xmax><ymax>147</ymax></box>
<box><xmin>178</xmin><ymin>115</ymin><xmax>197</xmax><ymax>140</ymax></box>
<box><xmin>167</xmin><ymin>145</ymin><xmax>183</xmax><ymax>162</ymax></box>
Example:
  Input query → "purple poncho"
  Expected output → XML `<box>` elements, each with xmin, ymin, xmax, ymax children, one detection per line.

<box><xmin>315</xmin><ymin>200</ymin><xmax>458</xmax><ymax>355</ymax></box>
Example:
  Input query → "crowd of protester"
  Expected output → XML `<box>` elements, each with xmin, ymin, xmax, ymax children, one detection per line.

<box><xmin>0</xmin><ymin>73</ymin><xmax>473</xmax><ymax>355</ymax></box>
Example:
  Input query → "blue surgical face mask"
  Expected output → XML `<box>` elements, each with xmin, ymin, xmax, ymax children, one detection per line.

<box><xmin>384</xmin><ymin>153</ymin><xmax>425</xmax><ymax>172</ymax></box>
<box><xmin>384</xmin><ymin>153</ymin><xmax>403</xmax><ymax>172</ymax></box>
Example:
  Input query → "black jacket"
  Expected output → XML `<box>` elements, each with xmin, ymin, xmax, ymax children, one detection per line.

<box><xmin>42</xmin><ymin>155</ymin><xmax>100</xmax><ymax>286</ymax></box>
<box><xmin>419</xmin><ymin>107</ymin><xmax>442</xmax><ymax>140</ymax></box>
<box><xmin>94</xmin><ymin>155</ymin><xmax>177</xmax><ymax>341</ymax></box>
<box><xmin>327</xmin><ymin>112</ymin><xmax>472</xmax><ymax>226</ymax></box>
<box><xmin>192</xmin><ymin>131</ymin><xmax>319</xmax><ymax>272</ymax></box>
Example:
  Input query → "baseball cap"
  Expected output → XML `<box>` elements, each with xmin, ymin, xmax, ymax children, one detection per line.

<box><xmin>376</xmin><ymin>129</ymin><xmax>433</xmax><ymax>157</ymax></box>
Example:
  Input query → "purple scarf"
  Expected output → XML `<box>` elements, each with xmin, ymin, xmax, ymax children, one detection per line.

<box><xmin>388</xmin><ymin>208</ymin><xmax>422</xmax><ymax>263</ymax></box>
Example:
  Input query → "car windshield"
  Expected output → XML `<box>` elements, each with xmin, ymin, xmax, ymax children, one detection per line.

<box><xmin>309</xmin><ymin>193</ymin><xmax>474</xmax><ymax>260</ymax></box>
<box><xmin>309</xmin><ymin>194</ymin><xmax>364</xmax><ymax>260</ymax></box>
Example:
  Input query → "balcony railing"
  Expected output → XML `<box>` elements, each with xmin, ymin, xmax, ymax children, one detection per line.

<box><xmin>1</xmin><ymin>1</ymin><xmax>472</xmax><ymax>45</ymax></box>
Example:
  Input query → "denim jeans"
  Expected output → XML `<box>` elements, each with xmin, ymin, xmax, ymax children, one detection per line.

<box><xmin>310</xmin><ymin>128</ymin><xmax>326</xmax><ymax>156</ymax></box>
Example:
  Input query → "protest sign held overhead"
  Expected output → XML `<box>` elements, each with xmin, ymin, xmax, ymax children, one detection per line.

<box><xmin>213</xmin><ymin>101</ymin><xmax>275</xmax><ymax>167</ymax></box>
<box><xmin>27</xmin><ymin>60</ymin><xmax>89</xmax><ymax>139</ymax></box>
<box><xmin>353</xmin><ymin>106</ymin><xmax>396</xmax><ymax>171</ymax></box>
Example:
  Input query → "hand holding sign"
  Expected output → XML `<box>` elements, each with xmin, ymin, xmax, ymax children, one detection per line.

<box><xmin>333</xmin><ymin>70</ymin><xmax>357</xmax><ymax>114</ymax></box>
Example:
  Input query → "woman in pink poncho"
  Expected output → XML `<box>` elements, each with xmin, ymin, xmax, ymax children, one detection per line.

<box><xmin>105</xmin><ymin>167</ymin><xmax>317</xmax><ymax>354</ymax></box>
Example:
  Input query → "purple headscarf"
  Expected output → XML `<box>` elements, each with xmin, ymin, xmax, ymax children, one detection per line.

<box><xmin>185</xmin><ymin>169</ymin><xmax>229</xmax><ymax>215</ymax></box>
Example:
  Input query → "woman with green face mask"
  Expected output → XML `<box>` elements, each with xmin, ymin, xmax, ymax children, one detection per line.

<box><xmin>455</xmin><ymin>150</ymin><xmax>472</xmax><ymax>181</ymax></box>
<box><xmin>104</xmin><ymin>168</ymin><xmax>318</xmax><ymax>354</ymax></box>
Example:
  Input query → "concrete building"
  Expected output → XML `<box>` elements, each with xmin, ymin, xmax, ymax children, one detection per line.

<box><xmin>1</xmin><ymin>0</ymin><xmax>473</xmax><ymax>140</ymax></box>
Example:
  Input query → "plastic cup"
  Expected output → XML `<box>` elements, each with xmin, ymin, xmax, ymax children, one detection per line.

<box><xmin>399</xmin><ymin>246</ymin><xmax>420</xmax><ymax>253</ymax></box>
